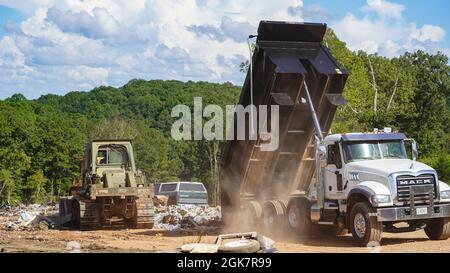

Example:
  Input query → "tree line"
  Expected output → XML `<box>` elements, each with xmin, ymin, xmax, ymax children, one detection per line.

<box><xmin>0</xmin><ymin>31</ymin><xmax>448</xmax><ymax>205</ymax></box>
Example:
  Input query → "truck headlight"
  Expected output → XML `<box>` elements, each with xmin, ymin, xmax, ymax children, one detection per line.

<box><xmin>371</xmin><ymin>195</ymin><xmax>391</xmax><ymax>206</ymax></box>
<box><xmin>440</xmin><ymin>190</ymin><xmax>450</xmax><ymax>200</ymax></box>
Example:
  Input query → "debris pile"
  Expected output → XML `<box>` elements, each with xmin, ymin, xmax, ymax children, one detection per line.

<box><xmin>1</xmin><ymin>203</ymin><xmax>222</xmax><ymax>232</ymax></box>
<box><xmin>0</xmin><ymin>204</ymin><xmax>59</xmax><ymax>231</ymax></box>
<box><xmin>154</xmin><ymin>205</ymin><xmax>221</xmax><ymax>231</ymax></box>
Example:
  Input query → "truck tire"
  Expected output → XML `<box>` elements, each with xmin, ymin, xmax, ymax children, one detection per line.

<box><xmin>425</xmin><ymin>218</ymin><xmax>450</xmax><ymax>240</ymax></box>
<box><xmin>277</xmin><ymin>200</ymin><xmax>288</xmax><ymax>214</ymax></box>
<box><xmin>219</xmin><ymin>239</ymin><xmax>261</xmax><ymax>253</ymax></box>
<box><xmin>242</xmin><ymin>201</ymin><xmax>263</xmax><ymax>229</ymax></box>
<box><xmin>262</xmin><ymin>200</ymin><xmax>285</xmax><ymax>234</ymax></box>
<box><xmin>286</xmin><ymin>197</ymin><xmax>312</xmax><ymax>236</ymax></box>
<box><xmin>350</xmin><ymin>202</ymin><xmax>383</xmax><ymax>247</ymax></box>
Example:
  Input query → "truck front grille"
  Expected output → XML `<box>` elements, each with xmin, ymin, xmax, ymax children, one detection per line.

<box><xmin>396</xmin><ymin>174</ymin><xmax>436</xmax><ymax>204</ymax></box>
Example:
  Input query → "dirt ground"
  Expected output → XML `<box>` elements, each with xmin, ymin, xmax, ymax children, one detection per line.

<box><xmin>1</xmin><ymin>227</ymin><xmax>450</xmax><ymax>253</ymax></box>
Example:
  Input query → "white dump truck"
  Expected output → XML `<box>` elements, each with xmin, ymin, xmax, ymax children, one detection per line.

<box><xmin>220</xmin><ymin>20</ymin><xmax>450</xmax><ymax>246</ymax></box>
<box><xmin>300</xmin><ymin>130</ymin><xmax>450</xmax><ymax>246</ymax></box>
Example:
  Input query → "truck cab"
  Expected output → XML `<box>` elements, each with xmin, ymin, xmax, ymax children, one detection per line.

<box><xmin>308</xmin><ymin>131</ymin><xmax>450</xmax><ymax>245</ymax></box>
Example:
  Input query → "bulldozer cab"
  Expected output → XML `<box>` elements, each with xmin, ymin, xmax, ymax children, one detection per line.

<box><xmin>86</xmin><ymin>140</ymin><xmax>136</xmax><ymax>176</ymax></box>
<box><xmin>82</xmin><ymin>140</ymin><xmax>145</xmax><ymax>190</ymax></box>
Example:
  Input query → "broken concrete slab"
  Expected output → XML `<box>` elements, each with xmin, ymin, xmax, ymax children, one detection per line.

<box><xmin>257</xmin><ymin>235</ymin><xmax>276</xmax><ymax>250</ymax></box>
<box><xmin>153</xmin><ymin>195</ymin><xmax>169</xmax><ymax>207</ymax></box>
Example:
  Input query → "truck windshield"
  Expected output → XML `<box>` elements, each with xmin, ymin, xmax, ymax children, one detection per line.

<box><xmin>343</xmin><ymin>140</ymin><xmax>407</xmax><ymax>162</ymax></box>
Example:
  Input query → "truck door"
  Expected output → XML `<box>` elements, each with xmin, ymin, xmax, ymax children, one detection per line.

<box><xmin>324</xmin><ymin>142</ymin><xmax>344</xmax><ymax>199</ymax></box>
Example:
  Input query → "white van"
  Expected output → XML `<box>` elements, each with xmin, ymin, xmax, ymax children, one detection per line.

<box><xmin>157</xmin><ymin>182</ymin><xmax>208</xmax><ymax>205</ymax></box>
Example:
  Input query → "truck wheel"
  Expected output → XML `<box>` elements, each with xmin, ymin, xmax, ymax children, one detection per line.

<box><xmin>350</xmin><ymin>202</ymin><xmax>383</xmax><ymax>247</ymax></box>
<box><xmin>262</xmin><ymin>201</ymin><xmax>285</xmax><ymax>234</ymax></box>
<box><xmin>242</xmin><ymin>201</ymin><xmax>263</xmax><ymax>230</ymax></box>
<box><xmin>286</xmin><ymin>197</ymin><xmax>311</xmax><ymax>236</ymax></box>
<box><xmin>425</xmin><ymin>218</ymin><xmax>450</xmax><ymax>240</ymax></box>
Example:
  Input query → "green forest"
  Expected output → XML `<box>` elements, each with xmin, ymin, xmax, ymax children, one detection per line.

<box><xmin>0</xmin><ymin>30</ymin><xmax>449</xmax><ymax>205</ymax></box>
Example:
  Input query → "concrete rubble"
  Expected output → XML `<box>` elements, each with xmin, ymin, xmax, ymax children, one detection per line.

<box><xmin>152</xmin><ymin>195</ymin><xmax>169</xmax><ymax>207</ymax></box>
<box><xmin>0</xmin><ymin>204</ymin><xmax>59</xmax><ymax>231</ymax></box>
<box><xmin>0</xmin><ymin>203</ymin><xmax>222</xmax><ymax>232</ymax></box>
<box><xmin>153</xmin><ymin>205</ymin><xmax>221</xmax><ymax>231</ymax></box>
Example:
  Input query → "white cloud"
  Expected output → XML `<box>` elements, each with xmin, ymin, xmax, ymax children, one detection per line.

<box><xmin>0</xmin><ymin>36</ymin><xmax>27</xmax><ymax>68</ymax></box>
<box><xmin>363</xmin><ymin>0</ymin><xmax>405</xmax><ymax>19</ymax></box>
<box><xmin>67</xmin><ymin>66</ymin><xmax>109</xmax><ymax>84</ymax></box>
<box><xmin>0</xmin><ymin>36</ymin><xmax>33</xmax><ymax>91</ymax></box>
<box><xmin>409</xmin><ymin>24</ymin><xmax>446</xmax><ymax>43</ymax></box>
<box><xmin>15</xmin><ymin>8</ymin><xmax>112</xmax><ymax>66</ymax></box>
<box><xmin>332</xmin><ymin>13</ymin><xmax>405</xmax><ymax>55</ymax></box>
<box><xmin>0</xmin><ymin>0</ymin><xmax>55</xmax><ymax>15</ymax></box>
<box><xmin>0</xmin><ymin>0</ymin><xmax>305</xmax><ymax>98</ymax></box>
<box><xmin>331</xmin><ymin>1</ymin><xmax>447</xmax><ymax>58</ymax></box>
<box><xmin>0</xmin><ymin>0</ymin><xmax>448</xmax><ymax>99</ymax></box>
<box><xmin>46</xmin><ymin>7</ymin><xmax>139</xmax><ymax>45</ymax></box>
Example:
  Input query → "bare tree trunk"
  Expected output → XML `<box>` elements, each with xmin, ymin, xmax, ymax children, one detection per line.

<box><xmin>7</xmin><ymin>188</ymin><xmax>11</xmax><ymax>205</ymax></box>
<box><xmin>206</xmin><ymin>141</ymin><xmax>221</xmax><ymax>206</ymax></box>
<box><xmin>57</xmin><ymin>180</ymin><xmax>61</xmax><ymax>197</ymax></box>
<box><xmin>0</xmin><ymin>183</ymin><xmax>5</xmax><ymax>196</ymax></box>
<box><xmin>387</xmin><ymin>68</ymin><xmax>401</xmax><ymax>111</ymax></box>
<box><xmin>213</xmin><ymin>142</ymin><xmax>219</xmax><ymax>207</ymax></box>
<box><xmin>367</xmin><ymin>56</ymin><xmax>378</xmax><ymax>114</ymax></box>
<box><xmin>50</xmin><ymin>178</ymin><xmax>54</xmax><ymax>202</ymax></box>
<box><xmin>35</xmin><ymin>186</ymin><xmax>40</xmax><ymax>203</ymax></box>
<box><xmin>204</xmin><ymin>143</ymin><xmax>213</xmax><ymax>205</ymax></box>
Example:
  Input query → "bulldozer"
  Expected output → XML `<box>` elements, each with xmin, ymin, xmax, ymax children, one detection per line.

<box><xmin>59</xmin><ymin>140</ymin><xmax>154</xmax><ymax>230</ymax></box>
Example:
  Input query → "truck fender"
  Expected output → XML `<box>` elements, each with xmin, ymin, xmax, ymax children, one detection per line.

<box><xmin>348</xmin><ymin>187</ymin><xmax>373</xmax><ymax>201</ymax></box>
<box><xmin>348</xmin><ymin>181</ymin><xmax>392</xmax><ymax>207</ymax></box>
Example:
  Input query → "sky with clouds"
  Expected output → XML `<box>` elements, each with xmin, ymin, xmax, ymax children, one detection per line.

<box><xmin>0</xmin><ymin>0</ymin><xmax>448</xmax><ymax>99</ymax></box>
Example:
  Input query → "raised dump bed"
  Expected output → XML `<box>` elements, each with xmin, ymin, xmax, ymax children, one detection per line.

<box><xmin>220</xmin><ymin>21</ymin><xmax>349</xmax><ymax>220</ymax></box>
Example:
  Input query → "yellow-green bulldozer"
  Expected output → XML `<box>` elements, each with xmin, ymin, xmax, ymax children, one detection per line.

<box><xmin>59</xmin><ymin>140</ymin><xmax>154</xmax><ymax>230</ymax></box>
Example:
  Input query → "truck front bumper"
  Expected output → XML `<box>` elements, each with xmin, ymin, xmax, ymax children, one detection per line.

<box><xmin>377</xmin><ymin>203</ymin><xmax>450</xmax><ymax>222</ymax></box>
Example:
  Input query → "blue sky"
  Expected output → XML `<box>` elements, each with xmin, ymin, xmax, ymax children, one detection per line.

<box><xmin>0</xmin><ymin>0</ymin><xmax>448</xmax><ymax>99</ymax></box>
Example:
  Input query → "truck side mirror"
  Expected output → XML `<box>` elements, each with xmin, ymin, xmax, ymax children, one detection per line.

<box><xmin>405</xmin><ymin>138</ymin><xmax>418</xmax><ymax>161</ymax></box>
<box><xmin>316</xmin><ymin>141</ymin><xmax>327</xmax><ymax>168</ymax></box>
<box><xmin>411</xmin><ymin>140</ymin><xmax>418</xmax><ymax>161</ymax></box>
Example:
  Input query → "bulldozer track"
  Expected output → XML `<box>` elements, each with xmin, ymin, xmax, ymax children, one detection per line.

<box><xmin>135</xmin><ymin>196</ymin><xmax>155</xmax><ymax>229</ymax></box>
<box><xmin>70</xmin><ymin>196</ymin><xmax>154</xmax><ymax>230</ymax></box>
<box><xmin>75</xmin><ymin>198</ymin><xmax>100</xmax><ymax>230</ymax></box>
